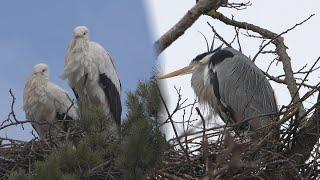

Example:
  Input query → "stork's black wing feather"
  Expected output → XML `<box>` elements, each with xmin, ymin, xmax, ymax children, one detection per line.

<box><xmin>56</xmin><ymin>112</ymin><xmax>74</xmax><ymax>132</ymax></box>
<box><xmin>71</xmin><ymin>87</ymin><xmax>79</xmax><ymax>100</ymax></box>
<box><xmin>99</xmin><ymin>73</ymin><xmax>122</xmax><ymax>127</ymax></box>
<box><xmin>56</xmin><ymin>113</ymin><xmax>74</xmax><ymax>121</ymax></box>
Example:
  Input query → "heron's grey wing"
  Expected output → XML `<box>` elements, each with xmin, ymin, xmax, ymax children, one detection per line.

<box><xmin>47</xmin><ymin>82</ymin><xmax>78</xmax><ymax>121</ymax></box>
<box><xmin>209</xmin><ymin>69</ymin><xmax>236</xmax><ymax>123</ymax></box>
<box><xmin>216</xmin><ymin>50</ymin><xmax>277</xmax><ymax>129</ymax></box>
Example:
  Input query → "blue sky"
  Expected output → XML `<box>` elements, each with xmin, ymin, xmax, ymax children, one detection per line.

<box><xmin>0</xmin><ymin>1</ymin><xmax>155</xmax><ymax>140</ymax></box>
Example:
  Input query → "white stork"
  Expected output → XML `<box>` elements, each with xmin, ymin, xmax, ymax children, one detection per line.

<box><xmin>61</xmin><ymin>26</ymin><xmax>122</xmax><ymax>133</ymax></box>
<box><xmin>23</xmin><ymin>63</ymin><xmax>78</xmax><ymax>140</ymax></box>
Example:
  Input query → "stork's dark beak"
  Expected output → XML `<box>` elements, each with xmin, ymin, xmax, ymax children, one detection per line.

<box><xmin>159</xmin><ymin>65</ymin><xmax>193</xmax><ymax>79</ymax></box>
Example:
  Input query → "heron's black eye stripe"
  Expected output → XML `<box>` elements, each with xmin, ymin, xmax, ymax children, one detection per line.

<box><xmin>209</xmin><ymin>49</ymin><xmax>234</xmax><ymax>66</ymax></box>
<box><xmin>192</xmin><ymin>52</ymin><xmax>211</xmax><ymax>62</ymax></box>
<box><xmin>192</xmin><ymin>46</ymin><xmax>232</xmax><ymax>64</ymax></box>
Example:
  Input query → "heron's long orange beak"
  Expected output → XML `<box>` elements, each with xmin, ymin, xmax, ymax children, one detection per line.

<box><xmin>159</xmin><ymin>65</ymin><xmax>193</xmax><ymax>79</ymax></box>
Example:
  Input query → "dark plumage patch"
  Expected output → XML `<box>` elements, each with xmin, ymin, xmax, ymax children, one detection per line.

<box><xmin>56</xmin><ymin>113</ymin><xmax>74</xmax><ymax>120</ymax></box>
<box><xmin>209</xmin><ymin>49</ymin><xmax>234</xmax><ymax>66</ymax></box>
<box><xmin>209</xmin><ymin>69</ymin><xmax>236</xmax><ymax>123</ymax></box>
<box><xmin>192</xmin><ymin>46</ymin><xmax>223</xmax><ymax>62</ymax></box>
<box><xmin>56</xmin><ymin>112</ymin><xmax>74</xmax><ymax>132</ymax></box>
<box><xmin>224</xmin><ymin>105</ymin><xmax>236</xmax><ymax>122</ymax></box>
<box><xmin>99</xmin><ymin>73</ymin><xmax>122</xmax><ymax>127</ymax></box>
<box><xmin>72</xmin><ymin>88</ymin><xmax>79</xmax><ymax>100</ymax></box>
<box><xmin>210</xmin><ymin>70</ymin><xmax>221</xmax><ymax>101</ymax></box>
<box><xmin>192</xmin><ymin>52</ymin><xmax>211</xmax><ymax>62</ymax></box>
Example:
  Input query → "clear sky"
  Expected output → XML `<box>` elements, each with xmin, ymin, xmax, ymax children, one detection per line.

<box><xmin>0</xmin><ymin>1</ymin><xmax>155</xmax><ymax>140</ymax></box>
<box><xmin>146</xmin><ymin>0</ymin><xmax>320</xmax><ymax>139</ymax></box>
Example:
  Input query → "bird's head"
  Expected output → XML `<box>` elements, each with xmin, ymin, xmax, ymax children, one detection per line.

<box><xmin>160</xmin><ymin>52</ymin><xmax>211</xmax><ymax>81</ymax></box>
<box><xmin>159</xmin><ymin>46</ymin><xmax>236</xmax><ymax>80</ymax></box>
<box><xmin>73</xmin><ymin>26</ymin><xmax>89</xmax><ymax>39</ymax></box>
<box><xmin>159</xmin><ymin>46</ymin><xmax>235</xmax><ymax>109</ymax></box>
<box><xmin>159</xmin><ymin>46</ymin><xmax>226</xmax><ymax>80</ymax></box>
<box><xmin>33</xmin><ymin>63</ymin><xmax>49</xmax><ymax>78</ymax></box>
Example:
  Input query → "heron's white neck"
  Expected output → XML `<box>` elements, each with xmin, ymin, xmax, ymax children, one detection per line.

<box><xmin>191</xmin><ymin>65</ymin><xmax>217</xmax><ymax>112</ymax></box>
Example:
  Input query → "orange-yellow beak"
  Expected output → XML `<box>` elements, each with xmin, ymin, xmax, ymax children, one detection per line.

<box><xmin>159</xmin><ymin>65</ymin><xmax>193</xmax><ymax>79</ymax></box>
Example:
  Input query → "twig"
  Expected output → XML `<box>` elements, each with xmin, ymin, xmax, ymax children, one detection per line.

<box><xmin>251</xmin><ymin>14</ymin><xmax>315</xmax><ymax>62</ymax></box>
<box><xmin>207</xmin><ymin>22</ymin><xmax>232</xmax><ymax>48</ymax></box>
<box><xmin>289</xmin><ymin>56</ymin><xmax>320</xmax><ymax>106</ymax></box>
<box><xmin>157</xmin><ymin>86</ymin><xmax>190</xmax><ymax>161</ymax></box>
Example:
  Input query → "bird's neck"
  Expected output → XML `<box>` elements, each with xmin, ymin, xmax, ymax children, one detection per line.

<box><xmin>33</xmin><ymin>74</ymin><xmax>48</xmax><ymax>88</ymax></box>
<box><xmin>191</xmin><ymin>66</ymin><xmax>213</xmax><ymax>109</ymax></box>
<box><xmin>25</xmin><ymin>75</ymin><xmax>48</xmax><ymax>103</ymax></box>
<box><xmin>71</xmin><ymin>38</ymin><xmax>89</xmax><ymax>53</ymax></box>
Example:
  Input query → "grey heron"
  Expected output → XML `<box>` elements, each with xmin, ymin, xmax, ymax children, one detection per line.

<box><xmin>23</xmin><ymin>63</ymin><xmax>78</xmax><ymax>140</ymax></box>
<box><xmin>160</xmin><ymin>46</ymin><xmax>278</xmax><ymax>134</ymax></box>
<box><xmin>61</xmin><ymin>26</ymin><xmax>121</xmax><ymax>135</ymax></box>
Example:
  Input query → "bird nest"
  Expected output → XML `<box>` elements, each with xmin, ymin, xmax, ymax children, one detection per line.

<box><xmin>151</xmin><ymin>85</ymin><xmax>320</xmax><ymax>179</ymax></box>
<box><xmin>1</xmin><ymin>87</ymin><xmax>320</xmax><ymax>180</ymax></box>
<box><xmin>0</xmin><ymin>140</ymin><xmax>50</xmax><ymax>177</ymax></box>
<box><xmin>1</xmin><ymin>120</ymin><xmax>319</xmax><ymax>179</ymax></box>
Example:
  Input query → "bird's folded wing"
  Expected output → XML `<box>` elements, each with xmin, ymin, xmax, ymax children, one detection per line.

<box><xmin>47</xmin><ymin>82</ymin><xmax>78</xmax><ymax>120</ymax></box>
<box><xmin>216</xmin><ymin>53</ymin><xmax>277</xmax><ymax>128</ymax></box>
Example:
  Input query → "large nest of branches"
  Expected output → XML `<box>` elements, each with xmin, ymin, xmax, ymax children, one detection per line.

<box><xmin>1</xmin><ymin>86</ymin><xmax>319</xmax><ymax>180</ymax></box>
<box><xmin>153</xmin><ymin>88</ymin><xmax>320</xmax><ymax>179</ymax></box>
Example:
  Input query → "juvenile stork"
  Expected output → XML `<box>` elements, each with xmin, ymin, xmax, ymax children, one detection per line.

<box><xmin>23</xmin><ymin>63</ymin><xmax>78</xmax><ymax>141</ymax></box>
<box><xmin>61</xmin><ymin>26</ymin><xmax>122</xmax><ymax>134</ymax></box>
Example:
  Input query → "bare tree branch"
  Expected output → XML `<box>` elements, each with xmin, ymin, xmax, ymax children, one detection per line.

<box><xmin>154</xmin><ymin>0</ymin><xmax>224</xmax><ymax>56</ymax></box>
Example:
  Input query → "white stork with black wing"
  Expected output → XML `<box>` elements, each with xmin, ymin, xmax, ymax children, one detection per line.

<box><xmin>23</xmin><ymin>63</ymin><xmax>78</xmax><ymax>140</ymax></box>
<box><xmin>61</xmin><ymin>26</ymin><xmax>122</xmax><ymax>133</ymax></box>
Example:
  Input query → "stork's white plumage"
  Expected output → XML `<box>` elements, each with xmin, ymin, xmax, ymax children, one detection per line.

<box><xmin>61</xmin><ymin>26</ymin><xmax>121</xmax><ymax>131</ymax></box>
<box><xmin>23</xmin><ymin>64</ymin><xmax>78</xmax><ymax>140</ymax></box>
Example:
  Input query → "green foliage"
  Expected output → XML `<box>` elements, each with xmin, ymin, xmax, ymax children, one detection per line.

<box><xmin>118</xmin><ymin>77</ymin><xmax>166</xmax><ymax>180</ymax></box>
<box><xmin>9</xmin><ymin>77</ymin><xmax>166</xmax><ymax>180</ymax></box>
<box><xmin>77</xmin><ymin>103</ymin><xmax>113</xmax><ymax>134</ymax></box>
<box><xmin>9</xmin><ymin>141</ymin><xmax>106</xmax><ymax>179</ymax></box>
<box><xmin>8</xmin><ymin>169</ymin><xmax>30</xmax><ymax>180</ymax></box>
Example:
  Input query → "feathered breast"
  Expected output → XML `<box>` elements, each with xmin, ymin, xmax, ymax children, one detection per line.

<box><xmin>23</xmin><ymin>75</ymin><xmax>48</xmax><ymax>116</ymax></box>
<box><xmin>64</xmin><ymin>39</ymin><xmax>99</xmax><ymax>84</ymax></box>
